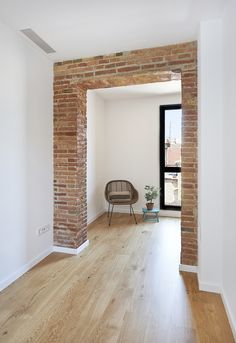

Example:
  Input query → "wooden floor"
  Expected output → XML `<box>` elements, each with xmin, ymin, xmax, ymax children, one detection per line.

<box><xmin>0</xmin><ymin>214</ymin><xmax>234</xmax><ymax>343</ymax></box>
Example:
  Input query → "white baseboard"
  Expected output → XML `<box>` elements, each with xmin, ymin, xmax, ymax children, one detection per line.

<box><xmin>193</xmin><ymin>275</ymin><xmax>235</xmax><ymax>339</ymax></box>
<box><xmin>104</xmin><ymin>207</ymin><xmax>181</xmax><ymax>218</ymax></box>
<box><xmin>0</xmin><ymin>247</ymin><xmax>53</xmax><ymax>292</ymax></box>
<box><xmin>87</xmin><ymin>210</ymin><xmax>106</xmax><ymax>225</ymax></box>
<box><xmin>53</xmin><ymin>240</ymin><xmax>89</xmax><ymax>255</ymax></box>
<box><xmin>159</xmin><ymin>210</ymin><xmax>181</xmax><ymax>218</ymax></box>
<box><xmin>110</xmin><ymin>206</ymin><xmax>141</xmax><ymax>214</ymax></box>
<box><xmin>221</xmin><ymin>290</ymin><xmax>236</xmax><ymax>341</ymax></box>
<box><xmin>179</xmin><ymin>264</ymin><xmax>198</xmax><ymax>273</ymax></box>
<box><xmin>198</xmin><ymin>279</ymin><xmax>221</xmax><ymax>294</ymax></box>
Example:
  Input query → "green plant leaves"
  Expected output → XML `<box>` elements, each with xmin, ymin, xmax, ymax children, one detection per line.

<box><xmin>144</xmin><ymin>185</ymin><xmax>159</xmax><ymax>202</ymax></box>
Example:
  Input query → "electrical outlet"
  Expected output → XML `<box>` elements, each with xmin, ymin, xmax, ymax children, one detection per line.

<box><xmin>37</xmin><ymin>224</ymin><xmax>50</xmax><ymax>236</ymax></box>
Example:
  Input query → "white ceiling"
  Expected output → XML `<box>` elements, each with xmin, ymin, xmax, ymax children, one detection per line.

<box><xmin>0</xmin><ymin>0</ymin><xmax>227</xmax><ymax>61</ymax></box>
<box><xmin>93</xmin><ymin>80</ymin><xmax>181</xmax><ymax>100</ymax></box>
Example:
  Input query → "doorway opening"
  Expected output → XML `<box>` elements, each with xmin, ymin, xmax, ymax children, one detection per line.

<box><xmin>54</xmin><ymin>41</ymin><xmax>198</xmax><ymax>266</ymax></box>
<box><xmin>87</xmin><ymin>80</ymin><xmax>182</xmax><ymax>222</ymax></box>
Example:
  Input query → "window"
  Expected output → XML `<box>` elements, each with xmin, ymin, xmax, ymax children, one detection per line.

<box><xmin>160</xmin><ymin>104</ymin><xmax>182</xmax><ymax>210</ymax></box>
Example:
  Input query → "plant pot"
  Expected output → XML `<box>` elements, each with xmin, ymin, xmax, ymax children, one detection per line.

<box><xmin>146</xmin><ymin>202</ymin><xmax>154</xmax><ymax>210</ymax></box>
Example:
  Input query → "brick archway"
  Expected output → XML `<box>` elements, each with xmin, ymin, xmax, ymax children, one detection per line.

<box><xmin>54</xmin><ymin>41</ymin><xmax>197</xmax><ymax>266</ymax></box>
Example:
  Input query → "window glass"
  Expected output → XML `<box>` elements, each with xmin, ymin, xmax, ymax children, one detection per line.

<box><xmin>164</xmin><ymin>172</ymin><xmax>181</xmax><ymax>207</ymax></box>
<box><xmin>165</xmin><ymin>109</ymin><xmax>182</xmax><ymax>167</ymax></box>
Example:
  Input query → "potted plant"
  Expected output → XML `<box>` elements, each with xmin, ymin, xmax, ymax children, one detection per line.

<box><xmin>144</xmin><ymin>185</ymin><xmax>159</xmax><ymax>210</ymax></box>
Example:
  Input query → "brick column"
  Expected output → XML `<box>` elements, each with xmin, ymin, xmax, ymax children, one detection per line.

<box><xmin>181</xmin><ymin>70</ymin><xmax>198</xmax><ymax>265</ymax></box>
<box><xmin>54</xmin><ymin>83</ymin><xmax>87</xmax><ymax>248</ymax></box>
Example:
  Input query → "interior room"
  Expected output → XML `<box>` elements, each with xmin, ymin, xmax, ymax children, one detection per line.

<box><xmin>87</xmin><ymin>80</ymin><xmax>182</xmax><ymax>223</ymax></box>
<box><xmin>0</xmin><ymin>0</ymin><xmax>236</xmax><ymax>342</ymax></box>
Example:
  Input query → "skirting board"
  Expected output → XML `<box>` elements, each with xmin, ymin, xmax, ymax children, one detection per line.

<box><xmin>53</xmin><ymin>240</ymin><xmax>89</xmax><ymax>255</ymax></box>
<box><xmin>104</xmin><ymin>207</ymin><xmax>181</xmax><ymax>218</ymax></box>
<box><xmin>221</xmin><ymin>290</ymin><xmax>236</xmax><ymax>341</ymax></box>
<box><xmin>159</xmin><ymin>210</ymin><xmax>181</xmax><ymax>218</ymax></box>
<box><xmin>0</xmin><ymin>247</ymin><xmax>53</xmax><ymax>292</ymax></box>
<box><xmin>179</xmin><ymin>264</ymin><xmax>198</xmax><ymax>273</ymax></box>
<box><xmin>198</xmin><ymin>281</ymin><xmax>221</xmax><ymax>294</ymax></box>
<box><xmin>87</xmin><ymin>210</ymin><xmax>106</xmax><ymax>225</ymax></box>
<box><xmin>110</xmin><ymin>206</ymin><xmax>141</xmax><ymax>214</ymax></box>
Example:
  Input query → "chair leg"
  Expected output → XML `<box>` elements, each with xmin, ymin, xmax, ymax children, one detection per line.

<box><xmin>107</xmin><ymin>203</ymin><xmax>110</xmax><ymax>217</ymax></box>
<box><xmin>130</xmin><ymin>205</ymin><xmax>132</xmax><ymax>216</ymax></box>
<box><xmin>109</xmin><ymin>204</ymin><xmax>114</xmax><ymax>226</ymax></box>
<box><xmin>130</xmin><ymin>205</ymin><xmax>137</xmax><ymax>224</ymax></box>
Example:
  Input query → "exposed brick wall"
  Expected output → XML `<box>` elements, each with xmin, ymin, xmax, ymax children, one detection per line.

<box><xmin>54</xmin><ymin>85</ymin><xmax>87</xmax><ymax>248</ymax></box>
<box><xmin>54</xmin><ymin>41</ymin><xmax>198</xmax><ymax>265</ymax></box>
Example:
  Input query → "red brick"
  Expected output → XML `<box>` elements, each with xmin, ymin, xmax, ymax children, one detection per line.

<box><xmin>54</xmin><ymin>41</ymin><xmax>198</xmax><ymax>266</ymax></box>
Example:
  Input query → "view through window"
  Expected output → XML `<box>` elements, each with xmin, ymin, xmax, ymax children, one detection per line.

<box><xmin>160</xmin><ymin>104</ymin><xmax>182</xmax><ymax>210</ymax></box>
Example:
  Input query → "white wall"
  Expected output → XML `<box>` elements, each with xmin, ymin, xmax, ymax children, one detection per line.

<box><xmin>0</xmin><ymin>21</ymin><xmax>53</xmax><ymax>290</ymax></box>
<box><xmin>87</xmin><ymin>92</ymin><xmax>180</xmax><ymax>219</ymax></box>
<box><xmin>198</xmin><ymin>20</ymin><xmax>223</xmax><ymax>292</ymax></box>
<box><xmin>198</xmin><ymin>13</ymin><xmax>236</xmax><ymax>338</ymax></box>
<box><xmin>87</xmin><ymin>91</ymin><xmax>105</xmax><ymax>223</ymax></box>
<box><xmin>104</xmin><ymin>94</ymin><xmax>181</xmax><ymax>212</ymax></box>
<box><xmin>222</xmin><ymin>0</ymin><xmax>236</xmax><ymax>337</ymax></box>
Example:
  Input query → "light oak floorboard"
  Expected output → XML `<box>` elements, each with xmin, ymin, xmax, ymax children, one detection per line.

<box><xmin>0</xmin><ymin>214</ymin><xmax>234</xmax><ymax>343</ymax></box>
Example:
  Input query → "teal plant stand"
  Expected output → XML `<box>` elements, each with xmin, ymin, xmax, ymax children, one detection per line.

<box><xmin>142</xmin><ymin>208</ymin><xmax>159</xmax><ymax>222</ymax></box>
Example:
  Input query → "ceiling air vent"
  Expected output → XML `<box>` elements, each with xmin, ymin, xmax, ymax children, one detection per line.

<box><xmin>20</xmin><ymin>28</ymin><xmax>56</xmax><ymax>54</ymax></box>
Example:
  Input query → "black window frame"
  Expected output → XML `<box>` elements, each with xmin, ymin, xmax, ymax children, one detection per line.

<box><xmin>160</xmin><ymin>104</ymin><xmax>182</xmax><ymax>211</ymax></box>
